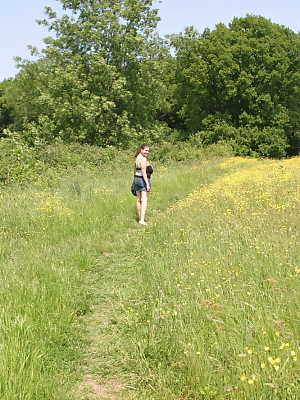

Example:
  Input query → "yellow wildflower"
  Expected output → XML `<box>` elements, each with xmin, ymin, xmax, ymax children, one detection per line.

<box><xmin>268</xmin><ymin>357</ymin><xmax>275</xmax><ymax>364</ymax></box>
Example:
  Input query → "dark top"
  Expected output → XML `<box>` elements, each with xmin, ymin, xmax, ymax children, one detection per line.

<box><xmin>136</xmin><ymin>165</ymin><xmax>153</xmax><ymax>179</ymax></box>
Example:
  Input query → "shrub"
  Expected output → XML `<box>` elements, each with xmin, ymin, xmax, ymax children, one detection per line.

<box><xmin>150</xmin><ymin>140</ymin><xmax>233</xmax><ymax>163</ymax></box>
<box><xmin>0</xmin><ymin>132</ymin><xmax>42</xmax><ymax>184</ymax></box>
<box><xmin>0</xmin><ymin>135</ymin><xmax>132</xmax><ymax>187</ymax></box>
<box><xmin>192</xmin><ymin>121</ymin><xmax>289</xmax><ymax>158</ymax></box>
<box><xmin>34</xmin><ymin>143</ymin><xmax>118</xmax><ymax>169</ymax></box>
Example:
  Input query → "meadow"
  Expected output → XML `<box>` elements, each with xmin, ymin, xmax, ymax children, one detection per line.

<box><xmin>0</xmin><ymin>154</ymin><xmax>299</xmax><ymax>399</ymax></box>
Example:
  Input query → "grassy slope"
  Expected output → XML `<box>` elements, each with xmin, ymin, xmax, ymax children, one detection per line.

<box><xmin>0</xmin><ymin>157</ymin><xmax>299</xmax><ymax>399</ymax></box>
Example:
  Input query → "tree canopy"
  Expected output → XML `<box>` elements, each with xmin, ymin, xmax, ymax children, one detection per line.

<box><xmin>2</xmin><ymin>7</ymin><xmax>300</xmax><ymax>156</ymax></box>
<box><xmin>6</xmin><ymin>0</ymin><xmax>169</xmax><ymax>146</ymax></box>
<box><xmin>171</xmin><ymin>15</ymin><xmax>300</xmax><ymax>156</ymax></box>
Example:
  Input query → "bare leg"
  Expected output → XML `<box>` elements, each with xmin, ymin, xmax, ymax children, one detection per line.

<box><xmin>139</xmin><ymin>190</ymin><xmax>148</xmax><ymax>225</ymax></box>
<box><xmin>136</xmin><ymin>193</ymin><xmax>141</xmax><ymax>220</ymax></box>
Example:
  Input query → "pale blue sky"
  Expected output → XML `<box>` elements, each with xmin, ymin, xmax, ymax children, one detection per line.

<box><xmin>1</xmin><ymin>0</ymin><xmax>300</xmax><ymax>81</ymax></box>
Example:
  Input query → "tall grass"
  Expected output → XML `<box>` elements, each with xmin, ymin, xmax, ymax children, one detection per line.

<box><xmin>0</xmin><ymin>156</ymin><xmax>226</xmax><ymax>399</ymax></box>
<box><xmin>1</xmin><ymin>153</ymin><xmax>299</xmax><ymax>399</ymax></box>
<box><xmin>83</xmin><ymin>157</ymin><xmax>300</xmax><ymax>399</ymax></box>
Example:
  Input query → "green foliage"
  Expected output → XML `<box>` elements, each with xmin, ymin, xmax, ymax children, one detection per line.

<box><xmin>135</xmin><ymin>122</ymin><xmax>174</xmax><ymax>145</ymax></box>
<box><xmin>0</xmin><ymin>134</ymin><xmax>233</xmax><ymax>187</ymax></box>
<box><xmin>171</xmin><ymin>15</ymin><xmax>300</xmax><ymax>156</ymax></box>
<box><xmin>0</xmin><ymin>80</ymin><xmax>14</xmax><ymax>133</ymax></box>
<box><xmin>150</xmin><ymin>141</ymin><xmax>233</xmax><ymax>162</ymax></box>
<box><xmin>0</xmin><ymin>134</ymin><xmax>122</xmax><ymax>186</ymax></box>
<box><xmin>12</xmin><ymin>54</ymin><xmax>134</xmax><ymax>146</ymax></box>
<box><xmin>194</xmin><ymin>120</ymin><xmax>289</xmax><ymax>158</ymax></box>
<box><xmin>0</xmin><ymin>132</ymin><xmax>42</xmax><ymax>184</ymax></box>
<box><xmin>9</xmin><ymin>0</ymin><xmax>169</xmax><ymax>146</ymax></box>
<box><xmin>3</xmin><ymin>11</ymin><xmax>300</xmax><ymax>157</ymax></box>
<box><xmin>35</xmin><ymin>142</ymin><xmax>116</xmax><ymax>168</ymax></box>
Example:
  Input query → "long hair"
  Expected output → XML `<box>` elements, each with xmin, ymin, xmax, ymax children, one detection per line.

<box><xmin>135</xmin><ymin>144</ymin><xmax>149</xmax><ymax>158</ymax></box>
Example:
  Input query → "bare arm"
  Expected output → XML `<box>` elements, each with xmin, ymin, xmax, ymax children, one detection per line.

<box><xmin>140</xmin><ymin>158</ymin><xmax>150</xmax><ymax>191</ymax></box>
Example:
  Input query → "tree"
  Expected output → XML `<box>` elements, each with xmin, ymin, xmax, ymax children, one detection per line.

<box><xmin>11</xmin><ymin>52</ymin><xmax>132</xmax><ymax>145</ymax></box>
<box><xmin>171</xmin><ymin>16</ymin><xmax>300</xmax><ymax>156</ymax></box>
<box><xmin>13</xmin><ymin>0</ymin><xmax>168</xmax><ymax>145</ymax></box>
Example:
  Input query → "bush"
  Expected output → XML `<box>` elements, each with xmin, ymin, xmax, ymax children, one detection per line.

<box><xmin>34</xmin><ymin>143</ymin><xmax>118</xmax><ymax>169</ymax></box>
<box><xmin>193</xmin><ymin>121</ymin><xmax>289</xmax><ymax>158</ymax></box>
<box><xmin>150</xmin><ymin>140</ymin><xmax>233</xmax><ymax>163</ymax></box>
<box><xmin>4</xmin><ymin>126</ymin><xmax>289</xmax><ymax>189</ymax></box>
<box><xmin>0</xmin><ymin>132</ymin><xmax>42</xmax><ymax>184</ymax></box>
<box><xmin>0</xmin><ymin>135</ymin><xmax>133</xmax><ymax>187</ymax></box>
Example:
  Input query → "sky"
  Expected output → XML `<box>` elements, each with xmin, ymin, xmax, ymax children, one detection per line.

<box><xmin>1</xmin><ymin>0</ymin><xmax>300</xmax><ymax>81</ymax></box>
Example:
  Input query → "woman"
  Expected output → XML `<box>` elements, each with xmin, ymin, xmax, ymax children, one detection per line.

<box><xmin>131</xmin><ymin>144</ymin><xmax>153</xmax><ymax>225</ymax></box>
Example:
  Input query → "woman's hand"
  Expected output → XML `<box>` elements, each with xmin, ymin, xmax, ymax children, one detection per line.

<box><xmin>146</xmin><ymin>184</ymin><xmax>151</xmax><ymax>192</ymax></box>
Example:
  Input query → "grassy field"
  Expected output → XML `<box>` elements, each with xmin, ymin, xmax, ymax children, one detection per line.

<box><xmin>0</xmin><ymin>156</ymin><xmax>299</xmax><ymax>399</ymax></box>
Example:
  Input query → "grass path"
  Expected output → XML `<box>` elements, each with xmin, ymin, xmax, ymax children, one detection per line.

<box><xmin>73</xmin><ymin>159</ymin><xmax>229</xmax><ymax>399</ymax></box>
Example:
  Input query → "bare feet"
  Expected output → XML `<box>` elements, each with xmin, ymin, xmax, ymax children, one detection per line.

<box><xmin>138</xmin><ymin>221</ymin><xmax>147</xmax><ymax>226</ymax></box>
